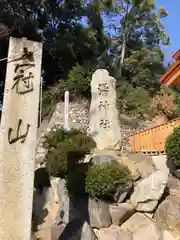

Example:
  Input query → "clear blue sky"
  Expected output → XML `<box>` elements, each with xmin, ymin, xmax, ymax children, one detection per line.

<box><xmin>156</xmin><ymin>0</ymin><xmax>180</xmax><ymax>62</ymax></box>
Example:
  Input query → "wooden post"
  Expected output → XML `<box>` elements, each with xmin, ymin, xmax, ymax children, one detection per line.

<box><xmin>0</xmin><ymin>37</ymin><xmax>42</xmax><ymax>239</ymax></box>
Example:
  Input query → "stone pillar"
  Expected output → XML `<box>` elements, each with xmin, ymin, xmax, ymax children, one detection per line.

<box><xmin>64</xmin><ymin>90</ymin><xmax>69</xmax><ymax>130</ymax></box>
<box><xmin>0</xmin><ymin>37</ymin><xmax>42</xmax><ymax>239</ymax></box>
<box><xmin>89</xmin><ymin>69</ymin><xmax>121</xmax><ymax>150</ymax></box>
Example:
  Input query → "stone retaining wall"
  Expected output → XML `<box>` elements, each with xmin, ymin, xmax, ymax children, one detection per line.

<box><xmin>35</xmin><ymin>101</ymin><xmax>149</xmax><ymax>168</ymax></box>
<box><xmin>35</xmin><ymin>101</ymin><xmax>90</xmax><ymax>168</ymax></box>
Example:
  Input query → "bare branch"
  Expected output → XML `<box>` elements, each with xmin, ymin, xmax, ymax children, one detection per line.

<box><xmin>0</xmin><ymin>23</ymin><xmax>15</xmax><ymax>38</ymax></box>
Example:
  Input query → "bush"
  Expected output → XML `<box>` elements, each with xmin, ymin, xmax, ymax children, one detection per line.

<box><xmin>43</xmin><ymin>128</ymin><xmax>82</xmax><ymax>149</ymax></box>
<box><xmin>42</xmin><ymin>63</ymin><xmax>94</xmax><ymax>119</ymax></box>
<box><xmin>151</xmin><ymin>86</ymin><xmax>177</xmax><ymax>119</ymax></box>
<box><xmin>165</xmin><ymin>126</ymin><xmax>180</xmax><ymax>168</ymax></box>
<box><xmin>44</xmin><ymin>128</ymin><xmax>96</xmax><ymax>177</ymax></box>
<box><xmin>42</xmin><ymin>81</ymin><xmax>66</xmax><ymax>119</ymax></box>
<box><xmin>66</xmin><ymin>63</ymin><xmax>92</xmax><ymax>100</ymax></box>
<box><xmin>116</xmin><ymin>82</ymin><xmax>151</xmax><ymax>118</ymax></box>
<box><xmin>85</xmin><ymin>162</ymin><xmax>132</xmax><ymax>200</ymax></box>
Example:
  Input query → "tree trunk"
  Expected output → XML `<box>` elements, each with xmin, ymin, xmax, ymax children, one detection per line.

<box><xmin>119</xmin><ymin>34</ymin><xmax>127</xmax><ymax>77</ymax></box>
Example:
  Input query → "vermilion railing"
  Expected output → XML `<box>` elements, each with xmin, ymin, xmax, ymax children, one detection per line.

<box><xmin>129</xmin><ymin>117</ymin><xmax>180</xmax><ymax>152</ymax></box>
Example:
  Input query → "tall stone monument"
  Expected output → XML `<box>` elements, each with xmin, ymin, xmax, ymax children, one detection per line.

<box><xmin>89</xmin><ymin>69</ymin><xmax>121</xmax><ymax>150</ymax></box>
<box><xmin>0</xmin><ymin>37</ymin><xmax>42</xmax><ymax>239</ymax></box>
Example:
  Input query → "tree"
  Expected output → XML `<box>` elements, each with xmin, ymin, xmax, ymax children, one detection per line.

<box><xmin>0</xmin><ymin>0</ymin><xmax>172</xmax><ymax>122</ymax></box>
<box><xmin>116</xmin><ymin>81</ymin><xmax>150</xmax><ymax>117</ymax></box>
<box><xmin>108</xmin><ymin>1</ymin><xmax>169</xmax><ymax>77</ymax></box>
<box><xmin>123</xmin><ymin>46</ymin><xmax>165</xmax><ymax>94</ymax></box>
<box><xmin>0</xmin><ymin>0</ymin><xmax>42</xmax><ymax>104</ymax></box>
<box><xmin>0</xmin><ymin>0</ymin><xmax>110</xmax><ymax>99</ymax></box>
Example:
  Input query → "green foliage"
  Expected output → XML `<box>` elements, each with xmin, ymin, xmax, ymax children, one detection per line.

<box><xmin>108</xmin><ymin>2</ymin><xmax>169</xmax><ymax>118</ymax></box>
<box><xmin>172</xmin><ymin>88</ymin><xmax>180</xmax><ymax>117</ymax></box>
<box><xmin>42</xmin><ymin>82</ymin><xmax>65</xmax><ymax>119</ymax></box>
<box><xmin>117</xmin><ymin>82</ymin><xmax>150</xmax><ymax>118</ymax></box>
<box><xmin>125</xmin><ymin>87</ymin><xmax>150</xmax><ymax>116</ymax></box>
<box><xmin>165</xmin><ymin>127</ymin><xmax>180</xmax><ymax>168</ymax></box>
<box><xmin>85</xmin><ymin>162</ymin><xmax>132</xmax><ymax>200</ymax></box>
<box><xmin>0</xmin><ymin>0</ymin><xmax>173</xmax><ymax>123</ymax></box>
<box><xmin>131</xmin><ymin>0</ymin><xmax>155</xmax><ymax>7</ymax></box>
<box><xmin>63</xmin><ymin>63</ymin><xmax>94</xmax><ymax>100</ymax></box>
<box><xmin>123</xmin><ymin>47</ymin><xmax>163</xmax><ymax>94</ymax></box>
<box><xmin>109</xmin><ymin>1</ymin><xmax>169</xmax><ymax>74</ymax></box>
<box><xmin>0</xmin><ymin>0</ymin><xmax>109</xmax><ymax>102</ymax></box>
<box><xmin>44</xmin><ymin>128</ymin><xmax>96</xmax><ymax>177</ymax></box>
<box><xmin>42</xmin><ymin>62</ymin><xmax>95</xmax><ymax>118</ymax></box>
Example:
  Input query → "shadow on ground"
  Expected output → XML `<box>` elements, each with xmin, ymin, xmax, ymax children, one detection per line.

<box><xmin>58</xmin><ymin>160</ymin><xmax>91</xmax><ymax>240</ymax></box>
<box><xmin>31</xmin><ymin>168</ymin><xmax>50</xmax><ymax>233</ymax></box>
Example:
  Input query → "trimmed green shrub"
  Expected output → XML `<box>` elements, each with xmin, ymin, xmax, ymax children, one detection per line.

<box><xmin>85</xmin><ymin>162</ymin><xmax>132</xmax><ymax>200</ymax></box>
<box><xmin>165</xmin><ymin>126</ymin><xmax>180</xmax><ymax>168</ymax></box>
<box><xmin>43</xmin><ymin>128</ymin><xmax>82</xmax><ymax>149</ymax></box>
<box><xmin>44</xmin><ymin>128</ymin><xmax>96</xmax><ymax>177</ymax></box>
